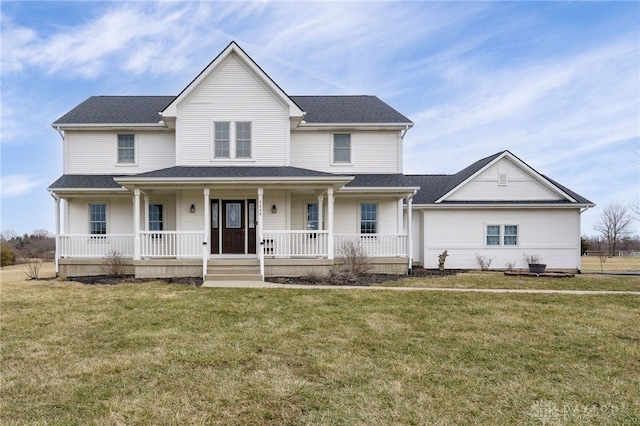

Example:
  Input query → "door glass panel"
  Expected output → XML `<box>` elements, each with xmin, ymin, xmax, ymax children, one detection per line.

<box><xmin>212</xmin><ymin>201</ymin><xmax>218</xmax><ymax>228</ymax></box>
<box><xmin>248</xmin><ymin>201</ymin><xmax>255</xmax><ymax>229</ymax></box>
<box><xmin>226</xmin><ymin>203</ymin><xmax>241</xmax><ymax>228</ymax></box>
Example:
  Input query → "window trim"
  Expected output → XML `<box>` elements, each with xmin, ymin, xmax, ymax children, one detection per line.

<box><xmin>332</xmin><ymin>133</ymin><xmax>351</xmax><ymax>164</ymax></box>
<box><xmin>359</xmin><ymin>202</ymin><xmax>377</xmax><ymax>234</ymax></box>
<box><xmin>89</xmin><ymin>202</ymin><xmax>108</xmax><ymax>235</ymax></box>
<box><xmin>116</xmin><ymin>134</ymin><xmax>136</xmax><ymax>165</ymax></box>
<box><xmin>485</xmin><ymin>224</ymin><xmax>519</xmax><ymax>247</ymax></box>
<box><xmin>212</xmin><ymin>120</ymin><xmax>254</xmax><ymax>161</ymax></box>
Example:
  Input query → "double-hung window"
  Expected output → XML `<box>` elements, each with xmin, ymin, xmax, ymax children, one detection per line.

<box><xmin>333</xmin><ymin>134</ymin><xmax>351</xmax><ymax>163</ymax></box>
<box><xmin>360</xmin><ymin>203</ymin><xmax>377</xmax><ymax>234</ymax></box>
<box><xmin>235</xmin><ymin>122</ymin><xmax>251</xmax><ymax>158</ymax></box>
<box><xmin>149</xmin><ymin>204</ymin><xmax>163</xmax><ymax>233</ymax></box>
<box><xmin>307</xmin><ymin>203</ymin><xmax>319</xmax><ymax>231</ymax></box>
<box><xmin>89</xmin><ymin>204</ymin><xmax>107</xmax><ymax>235</ymax></box>
<box><xmin>117</xmin><ymin>134</ymin><xmax>135</xmax><ymax>164</ymax></box>
<box><xmin>486</xmin><ymin>225</ymin><xmax>518</xmax><ymax>246</ymax></box>
<box><xmin>214</xmin><ymin>122</ymin><xmax>230</xmax><ymax>158</ymax></box>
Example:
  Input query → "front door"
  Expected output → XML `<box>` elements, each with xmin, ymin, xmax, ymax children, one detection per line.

<box><xmin>222</xmin><ymin>201</ymin><xmax>244</xmax><ymax>254</ymax></box>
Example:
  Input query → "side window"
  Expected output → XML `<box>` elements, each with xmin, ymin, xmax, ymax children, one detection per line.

<box><xmin>149</xmin><ymin>204</ymin><xmax>163</xmax><ymax>232</ymax></box>
<box><xmin>89</xmin><ymin>204</ymin><xmax>107</xmax><ymax>234</ymax></box>
<box><xmin>360</xmin><ymin>203</ymin><xmax>377</xmax><ymax>234</ymax></box>
<box><xmin>236</xmin><ymin>122</ymin><xmax>252</xmax><ymax>158</ymax></box>
<box><xmin>333</xmin><ymin>134</ymin><xmax>351</xmax><ymax>163</ymax></box>
<box><xmin>214</xmin><ymin>122</ymin><xmax>230</xmax><ymax>158</ymax></box>
<box><xmin>504</xmin><ymin>225</ymin><xmax>518</xmax><ymax>246</ymax></box>
<box><xmin>117</xmin><ymin>134</ymin><xmax>135</xmax><ymax>164</ymax></box>
<box><xmin>486</xmin><ymin>225</ymin><xmax>500</xmax><ymax>246</ymax></box>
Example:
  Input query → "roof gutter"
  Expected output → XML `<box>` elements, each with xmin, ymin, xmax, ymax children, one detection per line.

<box><xmin>400</xmin><ymin>124</ymin><xmax>410</xmax><ymax>139</ymax></box>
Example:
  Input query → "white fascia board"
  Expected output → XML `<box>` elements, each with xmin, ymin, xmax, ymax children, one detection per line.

<box><xmin>339</xmin><ymin>186</ymin><xmax>420</xmax><ymax>196</ymax></box>
<box><xmin>54</xmin><ymin>123</ymin><xmax>169</xmax><ymax>131</ymax></box>
<box><xmin>413</xmin><ymin>202</ymin><xmax>593</xmax><ymax>209</ymax></box>
<box><xmin>115</xmin><ymin>176</ymin><xmax>354</xmax><ymax>186</ymax></box>
<box><xmin>48</xmin><ymin>188</ymin><xmax>129</xmax><ymax>195</ymax></box>
<box><xmin>296</xmin><ymin>123</ymin><xmax>413</xmax><ymax>131</ymax></box>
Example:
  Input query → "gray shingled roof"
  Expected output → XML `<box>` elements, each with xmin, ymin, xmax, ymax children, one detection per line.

<box><xmin>290</xmin><ymin>96</ymin><xmax>412</xmax><ymax>124</ymax></box>
<box><xmin>52</xmin><ymin>95</ymin><xmax>411</xmax><ymax>126</ymax></box>
<box><xmin>53</xmin><ymin>96</ymin><xmax>175</xmax><ymax>125</ymax></box>
<box><xmin>127</xmin><ymin>166</ymin><xmax>343</xmax><ymax>179</ymax></box>
<box><xmin>48</xmin><ymin>174</ymin><xmax>124</xmax><ymax>189</ymax></box>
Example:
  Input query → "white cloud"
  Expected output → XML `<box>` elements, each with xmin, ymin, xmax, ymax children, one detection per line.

<box><xmin>0</xmin><ymin>174</ymin><xmax>45</xmax><ymax>198</ymax></box>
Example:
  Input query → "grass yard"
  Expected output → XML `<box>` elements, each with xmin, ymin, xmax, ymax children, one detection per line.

<box><xmin>581</xmin><ymin>255</ymin><xmax>640</xmax><ymax>272</ymax></box>
<box><xmin>1</xmin><ymin>267</ymin><xmax>639</xmax><ymax>425</ymax></box>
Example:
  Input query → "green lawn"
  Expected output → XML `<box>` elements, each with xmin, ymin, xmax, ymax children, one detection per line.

<box><xmin>383</xmin><ymin>271</ymin><xmax>640</xmax><ymax>292</ymax></box>
<box><xmin>1</xmin><ymin>276</ymin><xmax>638</xmax><ymax>425</ymax></box>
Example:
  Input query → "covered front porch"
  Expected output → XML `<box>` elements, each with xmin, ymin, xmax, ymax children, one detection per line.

<box><xmin>49</xmin><ymin>167</ymin><xmax>416</xmax><ymax>280</ymax></box>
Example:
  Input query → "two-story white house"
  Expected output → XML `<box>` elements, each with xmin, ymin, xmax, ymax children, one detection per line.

<box><xmin>48</xmin><ymin>42</ymin><xmax>594</xmax><ymax>281</ymax></box>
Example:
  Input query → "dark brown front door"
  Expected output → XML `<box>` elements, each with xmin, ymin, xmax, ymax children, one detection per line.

<box><xmin>222</xmin><ymin>201</ymin><xmax>244</xmax><ymax>254</ymax></box>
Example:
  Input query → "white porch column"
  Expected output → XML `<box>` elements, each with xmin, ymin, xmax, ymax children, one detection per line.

<box><xmin>327</xmin><ymin>187</ymin><xmax>334</xmax><ymax>260</ymax></box>
<box><xmin>203</xmin><ymin>188</ymin><xmax>210</xmax><ymax>280</ymax></box>
<box><xmin>258</xmin><ymin>188</ymin><xmax>264</xmax><ymax>279</ymax></box>
<box><xmin>143</xmin><ymin>195</ymin><xmax>149</xmax><ymax>231</ymax></box>
<box><xmin>407</xmin><ymin>193</ymin><xmax>414</xmax><ymax>272</ymax></box>
<box><xmin>53</xmin><ymin>195</ymin><xmax>60</xmax><ymax>274</ymax></box>
<box><xmin>133</xmin><ymin>188</ymin><xmax>141</xmax><ymax>260</ymax></box>
<box><xmin>317</xmin><ymin>193</ymin><xmax>324</xmax><ymax>230</ymax></box>
<box><xmin>397</xmin><ymin>199</ymin><xmax>404</xmax><ymax>234</ymax></box>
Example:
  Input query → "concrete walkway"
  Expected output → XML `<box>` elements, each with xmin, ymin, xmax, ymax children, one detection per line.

<box><xmin>201</xmin><ymin>281</ymin><xmax>640</xmax><ymax>295</ymax></box>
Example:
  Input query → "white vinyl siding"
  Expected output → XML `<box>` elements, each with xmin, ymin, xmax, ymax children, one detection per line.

<box><xmin>420</xmin><ymin>208</ymin><xmax>580</xmax><ymax>270</ymax></box>
<box><xmin>176</xmin><ymin>53</ymin><xmax>289</xmax><ymax>166</ymax></box>
<box><xmin>65</xmin><ymin>131</ymin><xmax>175</xmax><ymax>174</ymax></box>
<box><xmin>446</xmin><ymin>158</ymin><xmax>563</xmax><ymax>201</ymax></box>
<box><xmin>67</xmin><ymin>198</ymin><xmax>134</xmax><ymax>234</ymax></box>
<box><xmin>290</xmin><ymin>130</ymin><xmax>402</xmax><ymax>173</ymax></box>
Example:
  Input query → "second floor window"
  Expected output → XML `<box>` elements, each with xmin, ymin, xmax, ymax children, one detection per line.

<box><xmin>89</xmin><ymin>203</ymin><xmax>107</xmax><ymax>234</ymax></box>
<box><xmin>236</xmin><ymin>122</ymin><xmax>251</xmax><ymax>158</ymax></box>
<box><xmin>214</xmin><ymin>122</ymin><xmax>230</xmax><ymax>158</ymax></box>
<box><xmin>333</xmin><ymin>134</ymin><xmax>351</xmax><ymax>163</ymax></box>
<box><xmin>117</xmin><ymin>134</ymin><xmax>135</xmax><ymax>163</ymax></box>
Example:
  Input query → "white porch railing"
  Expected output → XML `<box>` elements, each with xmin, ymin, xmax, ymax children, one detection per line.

<box><xmin>59</xmin><ymin>234</ymin><xmax>134</xmax><ymax>258</ymax></box>
<box><xmin>140</xmin><ymin>231</ymin><xmax>204</xmax><ymax>258</ymax></box>
<box><xmin>334</xmin><ymin>233</ymin><xmax>408</xmax><ymax>257</ymax></box>
<box><xmin>262</xmin><ymin>231</ymin><xmax>328</xmax><ymax>257</ymax></box>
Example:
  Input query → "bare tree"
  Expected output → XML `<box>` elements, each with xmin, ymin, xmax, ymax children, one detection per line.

<box><xmin>594</xmin><ymin>202</ymin><xmax>634</xmax><ymax>256</ymax></box>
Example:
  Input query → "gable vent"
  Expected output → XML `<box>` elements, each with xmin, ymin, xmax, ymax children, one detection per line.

<box><xmin>498</xmin><ymin>173</ymin><xmax>508</xmax><ymax>186</ymax></box>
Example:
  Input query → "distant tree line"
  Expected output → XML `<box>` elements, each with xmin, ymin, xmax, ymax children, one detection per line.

<box><xmin>1</xmin><ymin>230</ymin><xmax>55</xmax><ymax>267</ymax></box>
<box><xmin>583</xmin><ymin>202</ymin><xmax>639</xmax><ymax>257</ymax></box>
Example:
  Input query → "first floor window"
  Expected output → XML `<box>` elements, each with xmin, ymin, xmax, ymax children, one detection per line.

<box><xmin>149</xmin><ymin>204</ymin><xmax>163</xmax><ymax>232</ymax></box>
<box><xmin>307</xmin><ymin>203</ymin><xmax>319</xmax><ymax>230</ymax></box>
<box><xmin>236</xmin><ymin>122</ymin><xmax>251</xmax><ymax>158</ymax></box>
<box><xmin>89</xmin><ymin>204</ymin><xmax>107</xmax><ymax>234</ymax></box>
<box><xmin>360</xmin><ymin>203</ymin><xmax>377</xmax><ymax>234</ymax></box>
<box><xmin>504</xmin><ymin>225</ymin><xmax>518</xmax><ymax>246</ymax></box>
<box><xmin>486</xmin><ymin>225</ymin><xmax>519</xmax><ymax>246</ymax></box>
<box><xmin>117</xmin><ymin>134</ymin><xmax>135</xmax><ymax>163</ymax></box>
<box><xmin>486</xmin><ymin>225</ymin><xmax>500</xmax><ymax>246</ymax></box>
<box><xmin>333</xmin><ymin>134</ymin><xmax>351</xmax><ymax>163</ymax></box>
<box><xmin>214</xmin><ymin>122</ymin><xmax>230</xmax><ymax>158</ymax></box>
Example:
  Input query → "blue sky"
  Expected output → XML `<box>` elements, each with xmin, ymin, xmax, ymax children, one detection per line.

<box><xmin>1</xmin><ymin>1</ymin><xmax>638</xmax><ymax>237</ymax></box>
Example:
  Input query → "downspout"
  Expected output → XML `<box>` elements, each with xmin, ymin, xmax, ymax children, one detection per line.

<box><xmin>54</xmin><ymin>126</ymin><xmax>64</xmax><ymax>141</ymax></box>
<box><xmin>400</xmin><ymin>124</ymin><xmax>410</xmax><ymax>140</ymax></box>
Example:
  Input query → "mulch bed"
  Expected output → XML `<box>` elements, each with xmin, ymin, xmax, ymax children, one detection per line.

<box><xmin>504</xmin><ymin>271</ymin><xmax>575</xmax><ymax>278</ymax></box>
<box><xmin>68</xmin><ymin>275</ymin><xmax>203</xmax><ymax>286</ymax></box>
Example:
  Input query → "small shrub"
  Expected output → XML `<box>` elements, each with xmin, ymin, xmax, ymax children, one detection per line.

<box><xmin>327</xmin><ymin>265</ymin><xmax>357</xmax><ymax>285</ymax></box>
<box><xmin>336</xmin><ymin>240</ymin><xmax>372</xmax><ymax>276</ymax></box>
<box><xmin>23</xmin><ymin>258</ymin><xmax>43</xmax><ymax>279</ymax></box>
<box><xmin>101</xmin><ymin>250</ymin><xmax>127</xmax><ymax>277</ymax></box>
<box><xmin>505</xmin><ymin>260</ymin><xmax>516</xmax><ymax>271</ymax></box>
<box><xmin>475</xmin><ymin>254</ymin><xmax>495</xmax><ymax>271</ymax></box>
<box><xmin>303</xmin><ymin>269</ymin><xmax>326</xmax><ymax>284</ymax></box>
<box><xmin>523</xmin><ymin>253</ymin><xmax>542</xmax><ymax>264</ymax></box>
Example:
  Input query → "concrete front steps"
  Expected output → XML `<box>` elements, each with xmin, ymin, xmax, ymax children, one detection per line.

<box><xmin>202</xmin><ymin>258</ymin><xmax>263</xmax><ymax>287</ymax></box>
